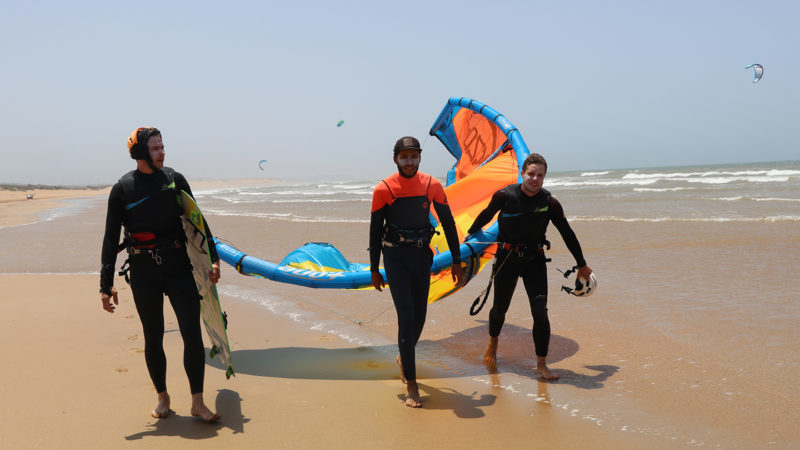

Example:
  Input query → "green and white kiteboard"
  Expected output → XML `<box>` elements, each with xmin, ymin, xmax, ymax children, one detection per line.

<box><xmin>179</xmin><ymin>190</ymin><xmax>234</xmax><ymax>378</ymax></box>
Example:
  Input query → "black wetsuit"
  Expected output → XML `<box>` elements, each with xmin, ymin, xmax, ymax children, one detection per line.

<box><xmin>467</xmin><ymin>185</ymin><xmax>585</xmax><ymax>357</ymax></box>
<box><xmin>370</xmin><ymin>171</ymin><xmax>461</xmax><ymax>381</ymax></box>
<box><xmin>100</xmin><ymin>167</ymin><xmax>218</xmax><ymax>394</ymax></box>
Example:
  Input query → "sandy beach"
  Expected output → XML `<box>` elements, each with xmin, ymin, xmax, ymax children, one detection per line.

<box><xmin>0</xmin><ymin>188</ymin><xmax>110</xmax><ymax>228</ymax></box>
<box><xmin>0</xmin><ymin>187</ymin><xmax>659</xmax><ymax>449</ymax></box>
<box><xmin>1</xmin><ymin>273</ymin><xmax>664</xmax><ymax>449</ymax></box>
<box><xmin>1</xmin><ymin>184</ymin><xmax>797</xmax><ymax>449</ymax></box>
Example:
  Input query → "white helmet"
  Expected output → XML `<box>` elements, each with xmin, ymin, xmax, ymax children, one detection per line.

<box><xmin>560</xmin><ymin>266</ymin><xmax>597</xmax><ymax>297</ymax></box>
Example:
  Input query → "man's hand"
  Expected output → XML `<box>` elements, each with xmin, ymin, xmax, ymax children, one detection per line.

<box><xmin>463</xmin><ymin>231</ymin><xmax>480</xmax><ymax>243</ymax></box>
<box><xmin>101</xmin><ymin>287</ymin><xmax>118</xmax><ymax>313</ymax></box>
<box><xmin>451</xmin><ymin>262</ymin><xmax>466</xmax><ymax>286</ymax></box>
<box><xmin>371</xmin><ymin>271</ymin><xmax>385</xmax><ymax>292</ymax></box>
<box><xmin>210</xmin><ymin>261</ymin><xmax>221</xmax><ymax>284</ymax></box>
<box><xmin>577</xmin><ymin>265</ymin><xmax>593</xmax><ymax>282</ymax></box>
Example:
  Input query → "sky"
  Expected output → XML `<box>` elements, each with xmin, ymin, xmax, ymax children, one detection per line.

<box><xmin>1</xmin><ymin>0</ymin><xmax>798</xmax><ymax>186</ymax></box>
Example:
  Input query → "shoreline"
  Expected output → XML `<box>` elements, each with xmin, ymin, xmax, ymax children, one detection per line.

<box><xmin>0</xmin><ymin>178</ymin><xmax>281</xmax><ymax>228</ymax></box>
<box><xmin>0</xmin><ymin>188</ymin><xmax>111</xmax><ymax>228</ymax></box>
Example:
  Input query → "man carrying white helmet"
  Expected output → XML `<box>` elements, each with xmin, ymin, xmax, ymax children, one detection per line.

<box><xmin>466</xmin><ymin>152</ymin><xmax>593</xmax><ymax>380</ymax></box>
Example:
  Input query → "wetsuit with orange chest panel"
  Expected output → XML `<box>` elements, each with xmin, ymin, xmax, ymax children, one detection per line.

<box><xmin>369</xmin><ymin>171</ymin><xmax>461</xmax><ymax>382</ymax></box>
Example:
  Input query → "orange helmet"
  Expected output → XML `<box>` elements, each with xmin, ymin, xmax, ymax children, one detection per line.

<box><xmin>126</xmin><ymin>127</ymin><xmax>160</xmax><ymax>160</ymax></box>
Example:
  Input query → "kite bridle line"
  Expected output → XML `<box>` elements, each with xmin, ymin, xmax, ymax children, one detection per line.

<box><xmin>468</xmin><ymin>247</ymin><xmax>514</xmax><ymax>316</ymax></box>
<box><xmin>351</xmin><ymin>303</ymin><xmax>395</xmax><ymax>325</ymax></box>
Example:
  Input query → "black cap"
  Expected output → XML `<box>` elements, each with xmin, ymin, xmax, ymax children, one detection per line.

<box><xmin>393</xmin><ymin>136</ymin><xmax>421</xmax><ymax>155</ymax></box>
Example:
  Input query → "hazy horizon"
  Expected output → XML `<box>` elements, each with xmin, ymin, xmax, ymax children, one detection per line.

<box><xmin>3</xmin><ymin>159</ymin><xmax>797</xmax><ymax>190</ymax></box>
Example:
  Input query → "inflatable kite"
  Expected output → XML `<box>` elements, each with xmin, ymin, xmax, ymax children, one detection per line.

<box><xmin>215</xmin><ymin>97</ymin><xmax>532</xmax><ymax>302</ymax></box>
<box><xmin>745</xmin><ymin>64</ymin><xmax>763</xmax><ymax>83</ymax></box>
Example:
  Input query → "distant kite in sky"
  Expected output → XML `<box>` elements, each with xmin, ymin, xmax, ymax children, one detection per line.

<box><xmin>336</xmin><ymin>120</ymin><xmax>344</xmax><ymax>127</ymax></box>
<box><xmin>258</xmin><ymin>159</ymin><xmax>268</xmax><ymax>170</ymax></box>
<box><xmin>745</xmin><ymin>64</ymin><xmax>763</xmax><ymax>83</ymax></box>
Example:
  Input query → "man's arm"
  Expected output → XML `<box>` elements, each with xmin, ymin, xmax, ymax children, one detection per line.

<box><xmin>100</xmin><ymin>184</ymin><xmax>124</xmax><ymax>296</ymax></box>
<box><xmin>549</xmin><ymin>198</ymin><xmax>586</xmax><ymax>268</ymax></box>
<box><xmin>368</xmin><ymin>204</ymin><xmax>388</xmax><ymax>291</ymax></box>
<box><xmin>466</xmin><ymin>189</ymin><xmax>505</xmax><ymax>236</ymax></box>
<box><xmin>432</xmin><ymin>201</ymin><xmax>461</xmax><ymax>264</ymax></box>
<box><xmin>428</xmin><ymin>180</ymin><xmax>465</xmax><ymax>285</ymax></box>
<box><xmin>369</xmin><ymin>207</ymin><xmax>386</xmax><ymax>273</ymax></box>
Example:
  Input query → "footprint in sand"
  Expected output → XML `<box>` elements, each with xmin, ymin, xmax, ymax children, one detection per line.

<box><xmin>319</xmin><ymin>334</ymin><xmax>331</xmax><ymax>341</ymax></box>
<box><xmin>127</xmin><ymin>334</ymin><xmax>138</xmax><ymax>341</ymax></box>
<box><xmin>125</xmin><ymin>315</ymin><xmax>134</xmax><ymax>319</ymax></box>
<box><xmin>115</xmin><ymin>368</ymin><xmax>128</xmax><ymax>373</ymax></box>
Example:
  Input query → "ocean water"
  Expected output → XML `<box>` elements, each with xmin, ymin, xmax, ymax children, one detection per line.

<box><xmin>2</xmin><ymin>160</ymin><xmax>798</xmax><ymax>447</ymax></box>
<box><xmin>194</xmin><ymin>160</ymin><xmax>800</xmax><ymax>224</ymax></box>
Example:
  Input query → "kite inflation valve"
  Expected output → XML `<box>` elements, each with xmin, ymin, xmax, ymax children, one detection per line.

<box><xmin>559</xmin><ymin>266</ymin><xmax>597</xmax><ymax>297</ymax></box>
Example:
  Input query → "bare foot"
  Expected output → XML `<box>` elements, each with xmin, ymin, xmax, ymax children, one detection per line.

<box><xmin>483</xmin><ymin>336</ymin><xmax>498</xmax><ymax>366</ymax></box>
<box><xmin>191</xmin><ymin>393</ymin><xmax>220</xmax><ymax>423</ymax></box>
<box><xmin>405</xmin><ymin>380</ymin><xmax>422</xmax><ymax>408</ymax></box>
<box><xmin>396</xmin><ymin>355</ymin><xmax>407</xmax><ymax>384</ymax></box>
<box><xmin>151</xmin><ymin>392</ymin><xmax>171</xmax><ymax>419</ymax></box>
<box><xmin>536</xmin><ymin>356</ymin><xmax>560</xmax><ymax>381</ymax></box>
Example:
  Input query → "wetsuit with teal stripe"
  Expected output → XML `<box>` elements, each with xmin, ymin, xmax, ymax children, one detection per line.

<box><xmin>468</xmin><ymin>185</ymin><xmax>585</xmax><ymax>357</ymax></box>
<box><xmin>100</xmin><ymin>167</ymin><xmax>217</xmax><ymax>394</ymax></box>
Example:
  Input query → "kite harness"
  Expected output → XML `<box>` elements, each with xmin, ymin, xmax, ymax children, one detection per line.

<box><xmin>469</xmin><ymin>240</ymin><xmax>550</xmax><ymax>316</ymax></box>
<box><xmin>381</xmin><ymin>223</ymin><xmax>438</xmax><ymax>248</ymax></box>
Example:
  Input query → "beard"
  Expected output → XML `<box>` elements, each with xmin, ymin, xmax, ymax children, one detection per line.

<box><xmin>397</xmin><ymin>164</ymin><xmax>418</xmax><ymax>178</ymax></box>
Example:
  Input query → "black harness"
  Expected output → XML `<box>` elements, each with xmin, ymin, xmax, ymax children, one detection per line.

<box><xmin>382</xmin><ymin>224</ymin><xmax>437</xmax><ymax>248</ymax></box>
<box><xmin>469</xmin><ymin>240</ymin><xmax>551</xmax><ymax>316</ymax></box>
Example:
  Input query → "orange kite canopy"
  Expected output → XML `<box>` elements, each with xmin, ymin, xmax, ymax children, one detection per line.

<box><xmin>215</xmin><ymin>97</ymin><xmax>533</xmax><ymax>303</ymax></box>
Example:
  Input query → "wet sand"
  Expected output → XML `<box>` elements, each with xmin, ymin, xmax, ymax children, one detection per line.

<box><xmin>0</xmin><ymin>188</ymin><xmax>110</xmax><ymax>228</ymax></box>
<box><xmin>1</xmin><ymin>273</ymin><xmax>662</xmax><ymax>449</ymax></box>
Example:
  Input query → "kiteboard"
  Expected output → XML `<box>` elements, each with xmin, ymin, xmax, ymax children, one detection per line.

<box><xmin>179</xmin><ymin>190</ymin><xmax>234</xmax><ymax>378</ymax></box>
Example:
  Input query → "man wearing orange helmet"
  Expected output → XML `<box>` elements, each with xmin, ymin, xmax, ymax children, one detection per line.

<box><xmin>99</xmin><ymin>127</ymin><xmax>221</xmax><ymax>422</ymax></box>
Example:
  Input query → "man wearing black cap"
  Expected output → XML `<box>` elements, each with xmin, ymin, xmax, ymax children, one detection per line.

<box><xmin>369</xmin><ymin>136</ymin><xmax>465</xmax><ymax>408</ymax></box>
<box><xmin>99</xmin><ymin>127</ymin><xmax>221</xmax><ymax>422</ymax></box>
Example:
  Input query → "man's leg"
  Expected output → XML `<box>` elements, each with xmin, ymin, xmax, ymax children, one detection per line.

<box><xmin>130</xmin><ymin>260</ymin><xmax>170</xmax><ymax>418</ymax></box>
<box><xmin>384</xmin><ymin>247</ymin><xmax>423</xmax><ymax>407</ymax></box>
<box><xmin>164</xmin><ymin>256</ymin><xmax>219</xmax><ymax>422</ymax></box>
<box><xmin>485</xmin><ymin>254</ymin><xmax>519</xmax><ymax>365</ymax></box>
<box><xmin>521</xmin><ymin>258</ymin><xmax>557</xmax><ymax>380</ymax></box>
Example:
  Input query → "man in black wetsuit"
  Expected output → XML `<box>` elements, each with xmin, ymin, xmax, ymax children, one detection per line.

<box><xmin>99</xmin><ymin>127</ymin><xmax>221</xmax><ymax>422</ymax></box>
<box><xmin>466</xmin><ymin>153</ymin><xmax>592</xmax><ymax>380</ymax></box>
<box><xmin>369</xmin><ymin>136</ymin><xmax>465</xmax><ymax>408</ymax></box>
